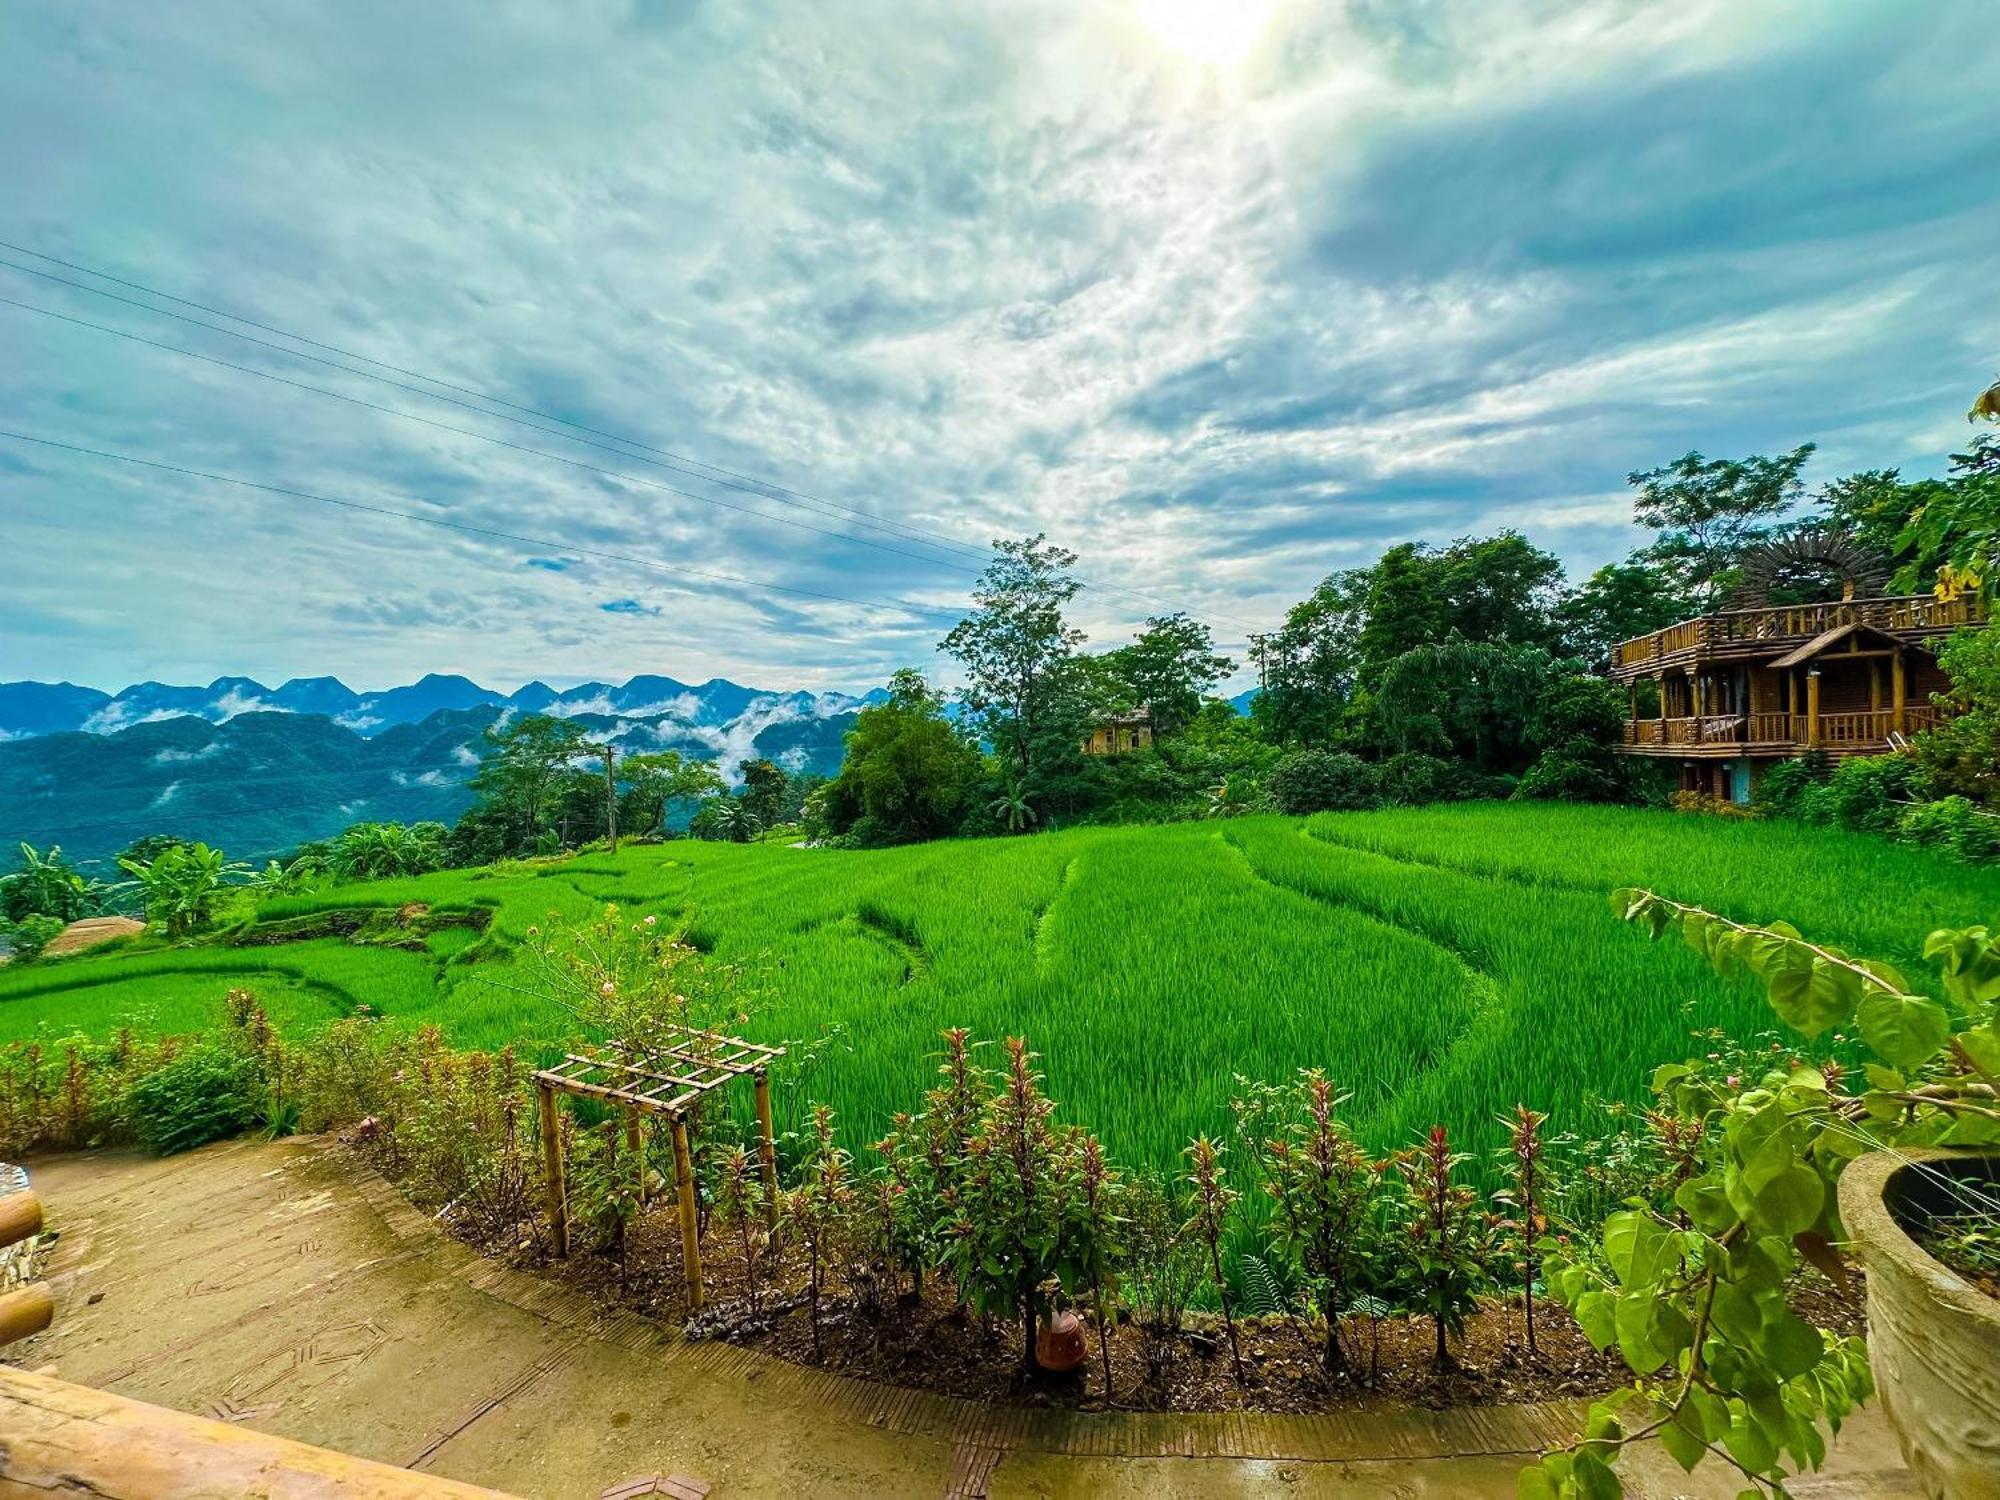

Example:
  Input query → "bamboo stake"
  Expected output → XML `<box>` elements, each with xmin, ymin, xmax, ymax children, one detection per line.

<box><xmin>672</xmin><ymin>1116</ymin><xmax>703</xmax><ymax>1310</ymax></box>
<box><xmin>626</xmin><ymin>1109</ymin><xmax>645</xmax><ymax>1207</ymax></box>
<box><xmin>0</xmin><ymin>1190</ymin><xmax>41</xmax><ymax>1249</ymax></box>
<box><xmin>754</xmin><ymin>1069</ymin><xmax>780</xmax><ymax>1230</ymax></box>
<box><xmin>536</xmin><ymin>1081</ymin><xmax>569</xmax><ymax>1259</ymax></box>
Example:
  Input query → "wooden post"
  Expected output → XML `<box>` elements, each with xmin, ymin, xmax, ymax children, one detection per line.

<box><xmin>1806</xmin><ymin>669</ymin><xmax>1822</xmax><ymax>747</ymax></box>
<box><xmin>0</xmin><ymin>1189</ymin><xmax>41</xmax><ymax>1249</ymax></box>
<box><xmin>536</xmin><ymin>1081</ymin><xmax>569</xmax><ymax>1258</ymax></box>
<box><xmin>1870</xmin><ymin>659</ymin><xmax>1883</xmax><ymax>713</ymax></box>
<box><xmin>754</xmin><ymin>1069</ymin><xmax>780</xmax><ymax>1230</ymax></box>
<box><xmin>626</xmin><ymin>1109</ymin><xmax>645</xmax><ymax>1207</ymax></box>
<box><xmin>0</xmin><ymin>1284</ymin><xmax>52</xmax><ymax>1348</ymax></box>
<box><xmin>671</xmin><ymin>1115</ymin><xmax>703</xmax><ymax>1311</ymax></box>
<box><xmin>1891</xmin><ymin>649</ymin><xmax>1907</xmax><ymax>733</ymax></box>
<box><xmin>602</xmin><ymin>747</ymin><xmax>619</xmax><ymax>854</ymax></box>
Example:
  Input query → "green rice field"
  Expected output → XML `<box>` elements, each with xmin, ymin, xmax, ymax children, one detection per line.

<box><xmin>5</xmin><ymin>805</ymin><xmax>1995</xmax><ymax>1174</ymax></box>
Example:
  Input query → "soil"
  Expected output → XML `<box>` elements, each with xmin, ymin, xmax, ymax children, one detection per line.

<box><xmin>450</xmin><ymin>1187</ymin><xmax>1869</xmax><ymax>1416</ymax></box>
<box><xmin>41</xmin><ymin>915</ymin><xmax>146</xmax><ymax>957</ymax></box>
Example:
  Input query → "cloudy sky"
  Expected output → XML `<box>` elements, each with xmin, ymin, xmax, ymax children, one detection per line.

<box><xmin>3</xmin><ymin>0</ymin><xmax>1995</xmax><ymax>696</ymax></box>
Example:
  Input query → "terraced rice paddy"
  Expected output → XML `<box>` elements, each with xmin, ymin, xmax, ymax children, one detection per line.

<box><xmin>5</xmin><ymin>805</ymin><xmax>1996</xmax><ymax>1174</ymax></box>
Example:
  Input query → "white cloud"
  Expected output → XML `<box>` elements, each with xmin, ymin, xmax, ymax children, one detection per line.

<box><xmin>151</xmin><ymin>741</ymin><xmax>222</xmax><ymax>765</ymax></box>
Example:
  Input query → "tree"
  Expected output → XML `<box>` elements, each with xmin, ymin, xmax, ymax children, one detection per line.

<box><xmin>692</xmin><ymin>797</ymin><xmax>762</xmax><ymax>843</ymax></box>
<box><xmin>617</xmin><ymin>750</ymin><xmax>724</xmax><ymax>835</ymax></box>
<box><xmin>939</xmin><ymin>535</ymin><xmax>1089</xmax><ymax>796</ymax></box>
<box><xmin>1100</xmin><ymin>613</ymin><xmax>1235</xmax><ymax>738</ymax></box>
<box><xmin>117</xmin><ymin>841</ymin><xmax>248</xmax><ymax>938</ymax></box>
<box><xmin>1372</xmin><ymin>639</ymin><xmax>1546</xmax><ymax>769</ymax></box>
<box><xmin>822</xmin><ymin>670</ymin><xmax>982</xmax><ymax>845</ymax></box>
<box><xmin>467</xmin><ymin>714</ymin><xmax>591</xmax><ymax>847</ymax></box>
<box><xmin>1</xmin><ymin>844</ymin><xmax>104</xmax><ymax>925</ymax></box>
<box><xmin>328</xmin><ymin>821</ymin><xmax>447</xmax><ymax>881</ymax></box>
<box><xmin>1431</xmin><ymin>532</ymin><xmax>1566</xmax><ymax>654</ymax></box>
<box><xmin>1627</xmin><ymin>444</ymin><xmax>1815</xmax><ymax>608</ymax></box>
<box><xmin>1254</xmin><ymin>568</ymin><xmax>1369</xmax><ymax>747</ymax></box>
<box><xmin>737</xmin><ymin>758</ymin><xmax>790</xmax><ymax>832</ymax></box>
<box><xmin>1355</xmin><ymin>543</ymin><xmax>1445</xmax><ymax>686</ymax></box>
<box><xmin>1557</xmin><ymin>562</ymin><xmax>1693</xmax><ymax>665</ymax></box>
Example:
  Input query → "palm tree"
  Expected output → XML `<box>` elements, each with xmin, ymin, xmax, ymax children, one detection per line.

<box><xmin>989</xmin><ymin>782</ymin><xmax>1034</xmax><ymax>834</ymax></box>
<box><xmin>711</xmin><ymin>799</ymin><xmax>763</xmax><ymax>844</ymax></box>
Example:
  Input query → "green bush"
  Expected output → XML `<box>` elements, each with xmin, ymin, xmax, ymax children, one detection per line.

<box><xmin>1511</xmin><ymin>749</ymin><xmax>1630</xmax><ymax>803</ymax></box>
<box><xmin>123</xmin><ymin>1041</ymin><xmax>263</xmax><ymax>1155</ymax></box>
<box><xmin>1894</xmin><ymin>795</ymin><xmax>2000</xmax><ymax>862</ymax></box>
<box><xmin>4</xmin><ymin>914</ymin><xmax>66</xmax><ymax>963</ymax></box>
<box><xmin>1269</xmin><ymin>750</ymin><xmax>1381</xmax><ymax>814</ymax></box>
<box><xmin>1377</xmin><ymin>753</ymin><xmax>1464</xmax><ymax>806</ymax></box>
<box><xmin>1820</xmin><ymin>754</ymin><xmax>1929</xmax><ymax>834</ymax></box>
<box><xmin>1754</xmin><ymin>754</ymin><xmax>1829</xmax><ymax>818</ymax></box>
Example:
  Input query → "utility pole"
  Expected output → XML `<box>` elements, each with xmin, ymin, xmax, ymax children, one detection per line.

<box><xmin>601</xmin><ymin>745</ymin><xmax>619</xmax><ymax>854</ymax></box>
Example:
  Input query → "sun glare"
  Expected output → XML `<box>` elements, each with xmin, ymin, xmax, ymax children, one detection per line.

<box><xmin>1136</xmin><ymin>0</ymin><xmax>1278</xmax><ymax>67</ymax></box>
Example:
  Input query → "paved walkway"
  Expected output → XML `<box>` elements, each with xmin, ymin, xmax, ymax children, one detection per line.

<box><xmin>10</xmin><ymin>1140</ymin><xmax>1919</xmax><ymax>1498</ymax></box>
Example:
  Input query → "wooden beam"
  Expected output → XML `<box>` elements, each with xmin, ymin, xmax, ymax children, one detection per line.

<box><xmin>0</xmin><ymin>1188</ymin><xmax>42</xmax><ymax>1249</ymax></box>
<box><xmin>0</xmin><ymin>1283</ymin><xmax>53</xmax><ymax>1348</ymax></box>
<box><xmin>672</xmin><ymin>1116</ymin><xmax>703</xmax><ymax>1311</ymax></box>
<box><xmin>0</xmin><ymin>1364</ymin><xmax>513</xmax><ymax>1497</ymax></box>
<box><xmin>754</xmin><ymin>1069</ymin><xmax>780</xmax><ymax>1231</ymax></box>
<box><xmin>536</xmin><ymin>1081</ymin><xmax>569</xmax><ymax>1259</ymax></box>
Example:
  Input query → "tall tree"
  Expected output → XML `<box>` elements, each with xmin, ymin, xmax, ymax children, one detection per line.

<box><xmin>1100</xmin><ymin>612</ymin><xmax>1235</xmax><ymax>737</ymax></box>
<box><xmin>1255</xmin><ymin>568</ymin><xmax>1369</xmax><ymax>747</ymax></box>
<box><xmin>468</xmin><ymin>713</ymin><xmax>591</xmax><ymax>845</ymax></box>
<box><xmin>1627</xmin><ymin>444</ymin><xmax>1815</xmax><ymax>608</ymax></box>
<box><xmin>1557</xmin><ymin>561</ymin><xmax>1694</xmax><ymax>664</ymax></box>
<box><xmin>822</xmin><ymin>669</ymin><xmax>983</xmax><ymax>845</ymax></box>
<box><xmin>616</xmin><ymin>750</ymin><xmax>724</xmax><ymax>835</ymax></box>
<box><xmin>737</xmin><ymin>758</ymin><xmax>790</xmax><ymax>831</ymax></box>
<box><xmin>939</xmin><ymin>534</ymin><xmax>1088</xmax><ymax>793</ymax></box>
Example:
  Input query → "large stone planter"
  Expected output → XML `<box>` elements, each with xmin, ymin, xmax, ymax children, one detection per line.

<box><xmin>1839</xmin><ymin>1149</ymin><xmax>2000</xmax><ymax>1499</ymax></box>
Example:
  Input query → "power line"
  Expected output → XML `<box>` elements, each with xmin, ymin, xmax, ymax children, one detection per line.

<box><xmin>0</xmin><ymin>238</ymin><xmax>997</xmax><ymax>561</ymax></box>
<box><xmin>0</xmin><ymin>240</ymin><xmax>1266</xmax><ymax>634</ymax></box>
<box><xmin>0</xmin><ymin>291</ymin><xmax>995</xmax><ymax>581</ymax></box>
<box><xmin>0</xmin><ymin>427</ymin><xmax>970</xmax><ymax>624</ymax></box>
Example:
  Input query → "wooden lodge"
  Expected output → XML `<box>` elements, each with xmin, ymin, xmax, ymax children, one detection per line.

<box><xmin>1081</xmin><ymin>707</ymin><xmax>1154</xmax><ymax>756</ymax></box>
<box><xmin>1607</xmin><ymin>592</ymin><xmax>1985</xmax><ymax>800</ymax></box>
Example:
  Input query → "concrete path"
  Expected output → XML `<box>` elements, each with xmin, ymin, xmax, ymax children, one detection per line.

<box><xmin>10</xmin><ymin>1140</ymin><xmax>1919</xmax><ymax>1499</ymax></box>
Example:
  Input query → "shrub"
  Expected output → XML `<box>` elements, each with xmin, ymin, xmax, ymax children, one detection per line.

<box><xmin>4</xmin><ymin>913</ymin><xmax>66</xmax><ymax>963</ymax></box>
<box><xmin>1511</xmin><ymin>749</ymin><xmax>1629</xmax><ymax>803</ymax></box>
<box><xmin>123</xmin><ymin>1040</ymin><xmax>263</xmax><ymax>1155</ymax></box>
<box><xmin>1269</xmin><ymin>751</ymin><xmax>1381</xmax><ymax>815</ymax></box>
<box><xmin>1820</xmin><ymin>754</ymin><xmax>1929</xmax><ymax>835</ymax></box>
<box><xmin>1376</xmin><ymin>753</ymin><xmax>1461</xmax><ymax>806</ymax></box>
<box><xmin>1894</xmin><ymin>795</ymin><xmax>2000</xmax><ymax>862</ymax></box>
<box><xmin>1667</xmin><ymin>791</ymin><xmax>1758</xmax><ymax>820</ymax></box>
<box><xmin>1754</xmin><ymin>754</ymin><xmax>1829</xmax><ymax>818</ymax></box>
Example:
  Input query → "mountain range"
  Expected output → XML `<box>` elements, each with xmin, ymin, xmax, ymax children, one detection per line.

<box><xmin>0</xmin><ymin>673</ymin><xmax>886</xmax><ymax>869</ymax></box>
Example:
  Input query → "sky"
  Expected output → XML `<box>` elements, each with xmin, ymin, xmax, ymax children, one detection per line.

<box><xmin>2</xmin><ymin>0</ymin><xmax>1996</xmax><ymax>697</ymax></box>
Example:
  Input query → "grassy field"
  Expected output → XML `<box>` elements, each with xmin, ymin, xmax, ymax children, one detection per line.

<box><xmin>4</xmin><ymin>805</ymin><xmax>1994</xmax><ymax>1176</ymax></box>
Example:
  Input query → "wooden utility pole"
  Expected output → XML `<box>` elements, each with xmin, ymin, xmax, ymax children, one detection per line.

<box><xmin>601</xmin><ymin>745</ymin><xmax>619</xmax><ymax>854</ymax></box>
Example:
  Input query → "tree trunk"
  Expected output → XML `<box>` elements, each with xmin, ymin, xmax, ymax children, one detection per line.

<box><xmin>1021</xmin><ymin>1297</ymin><xmax>1039</xmax><ymax>1373</ymax></box>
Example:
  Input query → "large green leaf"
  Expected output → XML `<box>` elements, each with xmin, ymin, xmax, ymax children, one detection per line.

<box><xmin>1856</xmin><ymin>989</ymin><xmax>1949</xmax><ymax>1068</ymax></box>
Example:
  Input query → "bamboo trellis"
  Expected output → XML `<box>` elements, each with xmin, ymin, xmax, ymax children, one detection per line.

<box><xmin>532</xmin><ymin>1030</ymin><xmax>784</xmax><ymax>1311</ymax></box>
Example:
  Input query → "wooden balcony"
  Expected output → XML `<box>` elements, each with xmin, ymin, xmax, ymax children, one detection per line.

<box><xmin>1610</xmin><ymin>595</ymin><xmax>1982</xmax><ymax>679</ymax></box>
<box><xmin>1619</xmin><ymin>706</ymin><xmax>1942</xmax><ymax>759</ymax></box>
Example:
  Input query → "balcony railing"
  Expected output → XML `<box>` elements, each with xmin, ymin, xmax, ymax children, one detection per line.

<box><xmin>1611</xmin><ymin>595</ymin><xmax>1984</xmax><ymax>670</ymax></box>
<box><xmin>1620</xmin><ymin>704</ymin><xmax>1942</xmax><ymax>752</ymax></box>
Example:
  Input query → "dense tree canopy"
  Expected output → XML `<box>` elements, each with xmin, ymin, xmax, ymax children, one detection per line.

<box><xmin>823</xmin><ymin>670</ymin><xmax>984</xmax><ymax>845</ymax></box>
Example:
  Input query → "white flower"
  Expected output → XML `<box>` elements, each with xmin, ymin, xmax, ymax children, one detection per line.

<box><xmin>600</xmin><ymin>981</ymin><xmax>616</xmax><ymax>996</ymax></box>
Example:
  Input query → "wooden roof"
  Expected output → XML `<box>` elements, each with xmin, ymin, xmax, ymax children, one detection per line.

<box><xmin>1766</xmin><ymin>621</ymin><xmax>1927</xmax><ymax>670</ymax></box>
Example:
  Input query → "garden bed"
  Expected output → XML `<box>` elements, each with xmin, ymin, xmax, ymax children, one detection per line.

<box><xmin>424</xmin><ymin>1166</ymin><xmax>1864</xmax><ymax>1416</ymax></box>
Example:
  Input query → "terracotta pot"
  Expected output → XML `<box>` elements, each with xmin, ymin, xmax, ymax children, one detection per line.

<box><xmin>1035</xmin><ymin>1308</ymin><xmax>1088</xmax><ymax>1372</ymax></box>
<box><xmin>1839</xmin><ymin>1149</ymin><xmax>2000</xmax><ymax>1499</ymax></box>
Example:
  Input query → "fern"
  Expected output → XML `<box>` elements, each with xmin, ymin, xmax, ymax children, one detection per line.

<box><xmin>1237</xmin><ymin>1253</ymin><xmax>1288</xmax><ymax>1317</ymax></box>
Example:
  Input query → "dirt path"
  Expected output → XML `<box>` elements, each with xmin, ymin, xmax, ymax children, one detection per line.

<box><xmin>41</xmin><ymin>915</ymin><xmax>146</xmax><ymax>957</ymax></box>
<box><xmin>10</xmin><ymin>1139</ymin><xmax>1918</xmax><ymax>1499</ymax></box>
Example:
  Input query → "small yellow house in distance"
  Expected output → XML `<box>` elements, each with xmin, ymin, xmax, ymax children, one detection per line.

<box><xmin>1081</xmin><ymin>708</ymin><xmax>1153</xmax><ymax>755</ymax></box>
